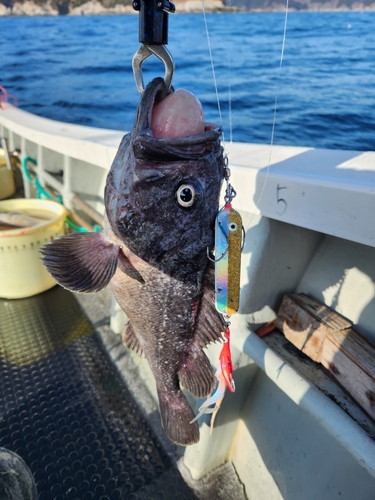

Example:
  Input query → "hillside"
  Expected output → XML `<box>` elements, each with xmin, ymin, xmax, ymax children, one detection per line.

<box><xmin>1</xmin><ymin>0</ymin><xmax>375</xmax><ymax>16</ymax></box>
<box><xmin>0</xmin><ymin>0</ymin><xmax>230</xmax><ymax>15</ymax></box>
<box><xmin>229</xmin><ymin>0</ymin><xmax>375</xmax><ymax>10</ymax></box>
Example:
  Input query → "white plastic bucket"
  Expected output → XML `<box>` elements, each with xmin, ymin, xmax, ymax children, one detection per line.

<box><xmin>0</xmin><ymin>199</ymin><xmax>67</xmax><ymax>299</ymax></box>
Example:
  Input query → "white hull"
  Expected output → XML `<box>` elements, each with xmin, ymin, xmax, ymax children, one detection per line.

<box><xmin>1</xmin><ymin>104</ymin><xmax>375</xmax><ymax>499</ymax></box>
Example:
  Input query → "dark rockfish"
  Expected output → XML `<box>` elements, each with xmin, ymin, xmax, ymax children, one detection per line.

<box><xmin>41</xmin><ymin>77</ymin><xmax>226</xmax><ymax>445</ymax></box>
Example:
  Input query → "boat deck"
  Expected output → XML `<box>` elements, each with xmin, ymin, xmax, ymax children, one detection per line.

<box><xmin>0</xmin><ymin>285</ymin><xmax>197</xmax><ymax>500</ymax></box>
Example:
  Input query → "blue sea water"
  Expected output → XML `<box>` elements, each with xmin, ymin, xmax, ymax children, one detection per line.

<box><xmin>1</xmin><ymin>11</ymin><xmax>375</xmax><ymax>151</ymax></box>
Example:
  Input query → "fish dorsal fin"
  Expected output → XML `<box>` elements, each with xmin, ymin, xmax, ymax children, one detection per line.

<box><xmin>195</xmin><ymin>264</ymin><xmax>227</xmax><ymax>348</ymax></box>
<box><xmin>41</xmin><ymin>232</ymin><xmax>120</xmax><ymax>293</ymax></box>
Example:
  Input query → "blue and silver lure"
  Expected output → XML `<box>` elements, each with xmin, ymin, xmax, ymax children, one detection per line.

<box><xmin>192</xmin><ymin>162</ymin><xmax>243</xmax><ymax>431</ymax></box>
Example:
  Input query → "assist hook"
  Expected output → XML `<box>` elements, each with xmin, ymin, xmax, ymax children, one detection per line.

<box><xmin>132</xmin><ymin>0</ymin><xmax>176</xmax><ymax>100</ymax></box>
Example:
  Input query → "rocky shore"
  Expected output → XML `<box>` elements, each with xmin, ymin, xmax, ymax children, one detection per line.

<box><xmin>1</xmin><ymin>0</ymin><xmax>374</xmax><ymax>16</ymax></box>
<box><xmin>0</xmin><ymin>0</ymin><xmax>233</xmax><ymax>16</ymax></box>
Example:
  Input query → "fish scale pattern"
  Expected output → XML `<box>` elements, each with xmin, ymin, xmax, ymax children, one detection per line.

<box><xmin>0</xmin><ymin>286</ymin><xmax>197</xmax><ymax>500</ymax></box>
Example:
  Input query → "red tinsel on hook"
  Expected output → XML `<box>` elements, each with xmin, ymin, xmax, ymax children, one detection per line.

<box><xmin>219</xmin><ymin>327</ymin><xmax>235</xmax><ymax>393</ymax></box>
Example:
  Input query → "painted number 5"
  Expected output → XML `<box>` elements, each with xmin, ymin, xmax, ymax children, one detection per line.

<box><xmin>276</xmin><ymin>184</ymin><xmax>287</xmax><ymax>215</ymax></box>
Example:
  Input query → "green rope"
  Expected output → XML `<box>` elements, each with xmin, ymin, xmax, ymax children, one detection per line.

<box><xmin>65</xmin><ymin>217</ymin><xmax>88</xmax><ymax>233</ymax></box>
<box><xmin>22</xmin><ymin>156</ymin><xmax>102</xmax><ymax>233</ymax></box>
<box><xmin>64</xmin><ymin>219</ymin><xmax>101</xmax><ymax>233</ymax></box>
<box><xmin>22</xmin><ymin>157</ymin><xmax>36</xmax><ymax>183</ymax></box>
<box><xmin>35</xmin><ymin>178</ymin><xmax>53</xmax><ymax>200</ymax></box>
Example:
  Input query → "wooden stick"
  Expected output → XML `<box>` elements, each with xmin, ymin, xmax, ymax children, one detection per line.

<box><xmin>69</xmin><ymin>211</ymin><xmax>93</xmax><ymax>232</ymax></box>
<box><xmin>275</xmin><ymin>293</ymin><xmax>375</xmax><ymax>420</ymax></box>
<box><xmin>71</xmin><ymin>194</ymin><xmax>104</xmax><ymax>227</ymax></box>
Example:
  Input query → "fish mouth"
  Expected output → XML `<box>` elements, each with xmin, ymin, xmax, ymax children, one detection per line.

<box><xmin>132</xmin><ymin>77</ymin><xmax>222</xmax><ymax>163</ymax></box>
<box><xmin>105</xmin><ymin>77</ymin><xmax>225</xmax><ymax>274</ymax></box>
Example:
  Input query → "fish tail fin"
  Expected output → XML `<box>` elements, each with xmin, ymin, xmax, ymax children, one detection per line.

<box><xmin>178</xmin><ymin>343</ymin><xmax>215</xmax><ymax>398</ymax></box>
<box><xmin>158</xmin><ymin>390</ymin><xmax>199</xmax><ymax>446</ymax></box>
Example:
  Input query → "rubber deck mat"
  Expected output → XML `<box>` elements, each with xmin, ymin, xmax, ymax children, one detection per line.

<box><xmin>0</xmin><ymin>286</ymin><xmax>197</xmax><ymax>500</ymax></box>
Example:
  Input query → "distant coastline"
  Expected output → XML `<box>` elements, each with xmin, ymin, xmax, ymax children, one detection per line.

<box><xmin>0</xmin><ymin>0</ymin><xmax>230</xmax><ymax>16</ymax></box>
<box><xmin>1</xmin><ymin>0</ymin><xmax>375</xmax><ymax>16</ymax></box>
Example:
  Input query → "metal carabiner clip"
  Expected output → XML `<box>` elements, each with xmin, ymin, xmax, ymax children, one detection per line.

<box><xmin>132</xmin><ymin>44</ymin><xmax>175</xmax><ymax>101</ymax></box>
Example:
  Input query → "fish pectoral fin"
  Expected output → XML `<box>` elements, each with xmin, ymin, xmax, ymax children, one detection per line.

<box><xmin>178</xmin><ymin>343</ymin><xmax>215</xmax><ymax>398</ymax></box>
<box><xmin>118</xmin><ymin>250</ymin><xmax>145</xmax><ymax>284</ymax></box>
<box><xmin>41</xmin><ymin>232</ymin><xmax>120</xmax><ymax>293</ymax></box>
<box><xmin>123</xmin><ymin>323</ymin><xmax>144</xmax><ymax>357</ymax></box>
<box><xmin>158</xmin><ymin>389</ymin><xmax>199</xmax><ymax>446</ymax></box>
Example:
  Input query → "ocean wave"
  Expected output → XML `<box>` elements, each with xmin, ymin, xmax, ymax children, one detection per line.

<box><xmin>71</xmin><ymin>65</ymin><xmax>129</xmax><ymax>75</ymax></box>
<box><xmin>1</xmin><ymin>12</ymin><xmax>374</xmax><ymax>151</ymax></box>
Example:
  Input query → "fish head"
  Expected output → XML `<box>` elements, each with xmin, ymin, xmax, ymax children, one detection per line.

<box><xmin>105</xmin><ymin>78</ymin><xmax>225</xmax><ymax>275</ymax></box>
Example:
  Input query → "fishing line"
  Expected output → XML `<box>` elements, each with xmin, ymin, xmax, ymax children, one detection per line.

<box><xmin>270</xmin><ymin>0</ymin><xmax>289</xmax><ymax>154</ymax></box>
<box><xmin>228</xmin><ymin>85</ymin><xmax>233</xmax><ymax>143</ymax></box>
<box><xmin>251</xmin><ymin>0</ymin><xmax>289</xmax><ymax>214</ymax></box>
<box><xmin>201</xmin><ymin>0</ymin><xmax>226</xmax><ymax>146</ymax></box>
<box><xmin>227</xmin><ymin>0</ymin><xmax>233</xmax><ymax>144</ymax></box>
<box><xmin>228</xmin><ymin>38</ymin><xmax>233</xmax><ymax>144</ymax></box>
<box><xmin>194</xmin><ymin>2</ymin><xmax>290</xmax><ymax>432</ymax></box>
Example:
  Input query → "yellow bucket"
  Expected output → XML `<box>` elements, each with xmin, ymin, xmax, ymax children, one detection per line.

<box><xmin>0</xmin><ymin>163</ymin><xmax>16</xmax><ymax>200</ymax></box>
<box><xmin>0</xmin><ymin>199</ymin><xmax>67</xmax><ymax>299</ymax></box>
<box><xmin>0</xmin><ymin>148</ymin><xmax>16</xmax><ymax>200</ymax></box>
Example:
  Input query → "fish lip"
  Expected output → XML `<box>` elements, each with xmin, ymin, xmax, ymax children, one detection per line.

<box><xmin>139</xmin><ymin>122</ymin><xmax>221</xmax><ymax>146</ymax></box>
<box><xmin>133</xmin><ymin>131</ymin><xmax>223</xmax><ymax>162</ymax></box>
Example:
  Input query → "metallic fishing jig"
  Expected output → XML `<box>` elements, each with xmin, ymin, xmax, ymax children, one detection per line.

<box><xmin>214</xmin><ymin>203</ymin><xmax>242</xmax><ymax>316</ymax></box>
<box><xmin>193</xmin><ymin>159</ymin><xmax>243</xmax><ymax>431</ymax></box>
<box><xmin>209</xmin><ymin>159</ymin><xmax>244</xmax><ymax>316</ymax></box>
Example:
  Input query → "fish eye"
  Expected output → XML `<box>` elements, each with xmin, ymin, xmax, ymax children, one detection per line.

<box><xmin>176</xmin><ymin>182</ymin><xmax>202</xmax><ymax>208</ymax></box>
<box><xmin>229</xmin><ymin>222</ymin><xmax>238</xmax><ymax>232</ymax></box>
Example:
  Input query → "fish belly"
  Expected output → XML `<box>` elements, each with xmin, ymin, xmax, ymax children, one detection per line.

<box><xmin>110</xmin><ymin>259</ymin><xmax>214</xmax><ymax>445</ymax></box>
